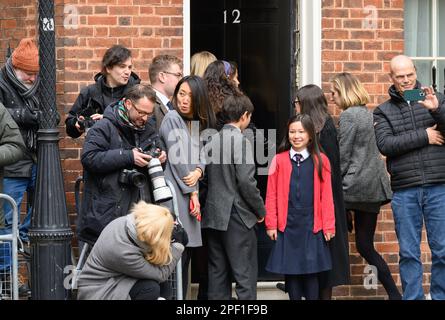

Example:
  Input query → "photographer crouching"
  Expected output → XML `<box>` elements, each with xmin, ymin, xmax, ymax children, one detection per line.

<box><xmin>78</xmin><ymin>84</ymin><xmax>168</xmax><ymax>245</ymax></box>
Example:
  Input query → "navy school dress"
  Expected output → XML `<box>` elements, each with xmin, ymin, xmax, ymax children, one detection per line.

<box><xmin>265</xmin><ymin>154</ymin><xmax>332</xmax><ymax>275</ymax></box>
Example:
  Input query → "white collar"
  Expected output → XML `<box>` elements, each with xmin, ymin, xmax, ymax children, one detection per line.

<box><xmin>153</xmin><ymin>88</ymin><xmax>171</xmax><ymax>110</ymax></box>
<box><xmin>290</xmin><ymin>148</ymin><xmax>310</xmax><ymax>161</ymax></box>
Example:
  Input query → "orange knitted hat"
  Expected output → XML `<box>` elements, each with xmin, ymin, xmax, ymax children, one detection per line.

<box><xmin>11</xmin><ymin>38</ymin><xmax>39</xmax><ymax>73</ymax></box>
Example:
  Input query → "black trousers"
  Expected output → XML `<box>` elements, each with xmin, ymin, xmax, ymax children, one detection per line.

<box><xmin>129</xmin><ymin>279</ymin><xmax>171</xmax><ymax>300</ymax></box>
<box><xmin>191</xmin><ymin>229</ymin><xmax>209</xmax><ymax>300</ymax></box>
<box><xmin>207</xmin><ymin>211</ymin><xmax>258</xmax><ymax>300</ymax></box>
<box><xmin>354</xmin><ymin>210</ymin><xmax>402</xmax><ymax>300</ymax></box>
<box><xmin>285</xmin><ymin>273</ymin><xmax>319</xmax><ymax>300</ymax></box>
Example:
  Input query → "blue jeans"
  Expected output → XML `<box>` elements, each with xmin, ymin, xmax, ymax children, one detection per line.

<box><xmin>392</xmin><ymin>184</ymin><xmax>445</xmax><ymax>300</ymax></box>
<box><xmin>0</xmin><ymin>164</ymin><xmax>37</xmax><ymax>271</ymax></box>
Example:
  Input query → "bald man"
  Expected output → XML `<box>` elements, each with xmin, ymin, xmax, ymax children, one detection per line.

<box><xmin>373</xmin><ymin>55</ymin><xmax>445</xmax><ymax>300</ymax></box>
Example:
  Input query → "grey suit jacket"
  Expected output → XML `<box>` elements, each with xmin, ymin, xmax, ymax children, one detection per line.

<box><xmin>202</xmin><ymin>124</ymin><xmax>266</xmax><ymax>231</ymax></box>
<box><xmin>153</xmin><ymin>96</ymin><xmax>169</xmax><ymax>132</ymax></box>
<box><xmin>338</xmin><ymin>105</ymin><xmax>392</xmax><ymax>204</ymax></box>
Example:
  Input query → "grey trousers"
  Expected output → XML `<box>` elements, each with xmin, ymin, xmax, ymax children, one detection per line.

<box><xmin>207</xmin><ymin>211</ymin><xmax>258</xmax><ymax>300</ymax></box>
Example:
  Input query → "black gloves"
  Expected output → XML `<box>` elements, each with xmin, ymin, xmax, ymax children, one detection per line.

<box><xmin>171</xmin><ymin>223</ymin><xmax>189</xmax><ymax>246</ymax></box>
<box><xmin>10</xmin><ymin>108</ymin><xmax>41</xmax><ymax>128</ymax></box>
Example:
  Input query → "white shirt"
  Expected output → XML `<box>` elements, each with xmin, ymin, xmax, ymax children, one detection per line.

<box><xmin>153</xmin><ymin>88</ymin><xmax>171</xmax><ymax>111</ymax></box>
<box><xmin>289</xmin><ymin>148</ymin><xmax>310</xmax><ymax>162</ymax></box>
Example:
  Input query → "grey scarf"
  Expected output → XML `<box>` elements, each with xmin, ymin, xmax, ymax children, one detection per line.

<box><xmin>4</xmin><ymin>58</ymin><xmax>40</xmax><ymax>110</ymax></box>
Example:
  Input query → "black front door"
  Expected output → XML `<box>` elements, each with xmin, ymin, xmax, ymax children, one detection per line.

<box><xmin>191</xmin><ymin>0</ymin><xmax>296</xmax><ymax>280</ymax></box>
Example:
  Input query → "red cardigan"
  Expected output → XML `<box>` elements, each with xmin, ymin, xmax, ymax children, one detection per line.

<box><xmin>265</xmin><ymin>151</ymin><xmax>335</xmax><ymax>234</ymax></box>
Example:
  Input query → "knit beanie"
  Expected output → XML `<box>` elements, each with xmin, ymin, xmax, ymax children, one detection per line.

<box><xmin>11</xmin><ymin>38</ymin><xmax>39</xmax><ymax>73</ymax></box>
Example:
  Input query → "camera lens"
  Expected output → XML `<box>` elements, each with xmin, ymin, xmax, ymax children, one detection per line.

<box><xmin>147</xmin><ymin>158</ymin><xmax>172</xmax><ymax>203</ymax></box>
<box><xmin>129</xmin><ymin>171</ymin><xmax>147</xmax><ymax>188</ymax></box>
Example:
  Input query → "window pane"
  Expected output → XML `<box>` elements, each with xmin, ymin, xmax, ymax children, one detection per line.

<box><xmin>414</xmin><ymin>60</ymin><xmax>433</xmax><ymax>86</ymax></box>
<box><xmin>405</xmin><ymin>0</ymin><xmax>432</xmax><ymax>57</ymax></box>
<box><xmin>439</xmin><ymin>0</ymin><xmax>445</xmax><ymax>56</ymax></box>
<box><xmin>439</xmin><ymin>60</ymin><xmax>445</xmax><ymax>94</ymax></box>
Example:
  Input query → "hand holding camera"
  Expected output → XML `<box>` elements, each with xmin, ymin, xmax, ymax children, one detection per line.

<box><xmin>132</xmin><ymin>148</ymin><xmax>153</xmax><ymax>167</ymax></box>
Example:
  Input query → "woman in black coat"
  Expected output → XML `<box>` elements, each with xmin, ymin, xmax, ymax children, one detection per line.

<box><xmin>294</xmin><ymin>84</ymin><xmax>350</xmax><ymax>299</ymax></box>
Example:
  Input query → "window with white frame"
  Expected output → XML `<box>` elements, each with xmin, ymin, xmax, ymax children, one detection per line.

<box><xmin>405</xmin><ymin>0</ymin><xmax>445</xmax><ymax>93</ymax></box>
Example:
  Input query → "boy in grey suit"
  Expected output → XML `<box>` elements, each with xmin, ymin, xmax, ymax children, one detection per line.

<box><xmin>202</xmin><ymin>93</ymin><xmax>266</xmax><ymax>300</ymax></box>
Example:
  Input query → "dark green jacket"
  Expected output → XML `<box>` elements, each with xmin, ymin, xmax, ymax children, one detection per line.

<box><xmin>0</xmin><ymin>102</ymin><xmax>25</xmax><ymax>226</ymax></box>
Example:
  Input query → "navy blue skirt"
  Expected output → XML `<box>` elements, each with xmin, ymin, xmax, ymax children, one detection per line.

<box><xmin>265</xmin><ymin>205</ymin><xmax>332</xmax><ymax>275</ymax></box>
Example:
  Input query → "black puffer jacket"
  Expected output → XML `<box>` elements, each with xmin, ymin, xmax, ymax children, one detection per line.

<box><xmin>65</xmin><ymin>72</ymin><xmax>140</xmax><ymax>138</ymax></box>
<box><xmin>373</xmin><ymin>83</ymin><xmax>445</xmax><ymax>190</ymax></box>
<box><xmin>78</xmin><ymin>101</ymin><xmax>162</xmax><ymax>244</ymax></box>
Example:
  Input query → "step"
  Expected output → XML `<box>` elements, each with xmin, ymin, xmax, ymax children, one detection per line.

<box><xmin>189</xmin><ymin>282</ymin><xmax>288</xmax><ymax>300</ymax></box>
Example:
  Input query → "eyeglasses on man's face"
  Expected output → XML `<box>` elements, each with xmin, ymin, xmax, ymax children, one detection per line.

<box><xmin>127</xmin><ymin>99</ymin><xmax>153</xmax><ymax>117</ymax></box>
<box><xmin>163</xmin><ymin>70</ymin><xmax>183</xmax><ymax>78</ymax></box>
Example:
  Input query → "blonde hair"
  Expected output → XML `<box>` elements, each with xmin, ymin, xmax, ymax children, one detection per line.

<box><xmin>131</xmin><ymin>202</ymin><xmax>174</xmax><ymax>266</ymax></box>
<box><xmin>190</xmin><ymin>51</ymin><xmax>217</xmax><ymax>77</ymax></box>
<box><xmin>331</xmin><ymin>72</ymin><xmax>370</xmax><ymax>110</ymax></box>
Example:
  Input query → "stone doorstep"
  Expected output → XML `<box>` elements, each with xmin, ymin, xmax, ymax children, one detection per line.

<box><xmin>189</xmin><ymin>282</ymin><xmax>289</xmax><ymax>300</ymax></box>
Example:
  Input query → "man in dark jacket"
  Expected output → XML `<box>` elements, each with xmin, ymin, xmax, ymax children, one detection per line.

<box><xmin>78</xmin><ymin>84</ymin><xmax>166</xmax><ymax>244</ymax></box>
<box><xmin>65</xmin><ymin>45</ymin><xmax>141</xmax><ymax>138</ymax></box>
<box><xmin>0</xmin><ymin>38</ymin><xmax>40</xmax><ymax>246</ymax></box>
<box><xmin>373</xmin><ymin>55</ymin><xmax>445</xmax><ymax>300</ymax></box>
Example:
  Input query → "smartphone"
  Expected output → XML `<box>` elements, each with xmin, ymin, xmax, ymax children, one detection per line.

<box><xmin>403</xmin><ymin>89</ymin><xmax>426</xmax><ymax>102</ymax></box>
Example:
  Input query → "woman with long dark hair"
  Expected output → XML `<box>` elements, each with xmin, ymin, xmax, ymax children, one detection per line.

<box><xmin>159</xmin><ymin>75</ymin><xmax>216</xmax><ymax>298</ymax></box>
<box><xmin>294</xmin><ymin>84</ymin><xmax>350</xmax><ymax>299</ymax></box>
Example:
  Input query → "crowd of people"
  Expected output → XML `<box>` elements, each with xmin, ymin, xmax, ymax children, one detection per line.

<box><xmin>0</xmin><ymin>38</ymin><xmax>444</xmax><ymax>301</ymax></box>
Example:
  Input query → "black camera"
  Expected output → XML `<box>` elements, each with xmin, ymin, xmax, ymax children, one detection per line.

<box><xmin>78</xmin><ymin>117</ymin><xmax>96</xmax><ymax>131</ymax></box>
<box><xmin>142</xmin><ymin>142</ymin><xmax>161</xmax><ymax>158</ymax></box>
<box><xmin>118</xmin><ymin>169</ymin><xmax>147</xmax><ymax>188</ymax></box>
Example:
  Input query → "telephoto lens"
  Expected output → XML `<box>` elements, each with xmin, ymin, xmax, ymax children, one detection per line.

<box><xmin>147</xmin><ymin>158</ymin><xmax>173</xmax><ymax>203</ymax></box>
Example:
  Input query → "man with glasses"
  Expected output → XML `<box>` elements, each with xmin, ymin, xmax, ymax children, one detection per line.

<box><xmin>78</xmin><ymin>84</ymin><xmax>166</xmax><ymax>244</ymax></box>
<box><xmin>148</xmin><ymin>55</ymin><xmax>183</xmax><ymax>131</ymax></box>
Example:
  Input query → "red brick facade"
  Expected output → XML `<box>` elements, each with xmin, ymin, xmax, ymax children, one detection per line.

<box><xmin>1</xmin><ymin>0</ymin><xmax>433</xmax><ymax>300</ymax></box>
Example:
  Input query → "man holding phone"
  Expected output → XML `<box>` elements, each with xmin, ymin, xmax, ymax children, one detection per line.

<box><xmin>373</xmin><ymin>55</ymin><xmax>445</xmax><ymax>300</ymax></box>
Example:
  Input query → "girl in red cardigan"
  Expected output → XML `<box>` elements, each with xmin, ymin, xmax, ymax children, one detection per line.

<box><xmin>265</xmin><ymin>114</ymin><xmax>335</xmax><ymax>300</ymax></box>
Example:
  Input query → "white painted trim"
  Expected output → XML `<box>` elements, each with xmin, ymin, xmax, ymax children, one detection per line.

<box><xmin>299</xmin><ymin>0</ymin><xmax>322</xmax><ymax>87</ymax></box>
<box><xmin>183</xmin><ymin>0</ymin><xmax>191</xmax><ymax>75</ymax></box>
<box><xmin>432</xmin><ymin>0</ymin><xmax>438</xmax><ymax>67</ymax></box>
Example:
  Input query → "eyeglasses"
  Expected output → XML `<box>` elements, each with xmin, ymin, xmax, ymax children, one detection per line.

<box><xmin>163</xmin><ymin>71</ymin><xmax>183</xmax><ymax>78</ymax></box>
<box><xmin>127</xmin><ymin>99</ymin><xmax>153</xmax><ymax>117</ymax></box>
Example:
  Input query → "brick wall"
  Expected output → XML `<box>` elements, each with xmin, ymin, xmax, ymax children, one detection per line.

<box><xmin>322</xmin><ymin>0</ymin><xmax>432</xmax><ymax>300</ymax></box>
<box><xmin>0</xmin><ymin>0</ymin><xmax>37</xmax><ymax>65</ymax></box>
